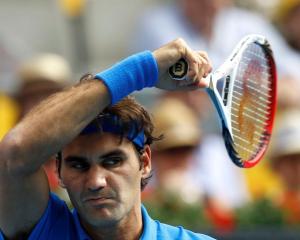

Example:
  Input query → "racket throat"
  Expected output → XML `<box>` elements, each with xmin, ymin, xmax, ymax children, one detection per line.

<box><xmin>206</xmin><ymin>76</ymin><xmax>233</xmax><ymax>138</ymax></box>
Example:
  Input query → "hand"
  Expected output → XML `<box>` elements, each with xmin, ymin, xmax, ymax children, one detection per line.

<box><xmin>152</xmin><ymin>38</ymin><xmax>212</xmax><ymax>90</ymax></box>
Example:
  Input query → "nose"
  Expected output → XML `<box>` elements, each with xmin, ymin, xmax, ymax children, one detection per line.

<box><xmin>85</xmin><ymin>165</ymin><xmax>107</xmax><ymax>192</ymax></box>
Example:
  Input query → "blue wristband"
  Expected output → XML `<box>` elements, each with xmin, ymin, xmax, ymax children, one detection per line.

<box><xmin>95</xmin><ymin>51</ymin><xmax>158</xmax><ymax>105</ymax></box>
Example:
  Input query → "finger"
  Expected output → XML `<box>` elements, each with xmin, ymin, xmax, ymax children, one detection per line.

<box><xmin>186</xmin><ymin>56</ymin><xmax>205</xmax><ymax>82</ymax></box>
<box><xmin>198</xmin><ymin>51</ymin><xmax>209</xmax><ymax>63</ymax></box>
<box><xmin>197</xmin><ymin>51</ymin><xmax>212</xmax><ymax>77</ymax></box>
<box><xmin>174</xmin><ymin>42</ymin><xmax>212</xmax><ymax>84</ymax></box>
<box><xmin>182</xmin><ymin>46</ymin><xmax>200</xmax><ymax>82</ymax></box>
<box><xmin>198</xmin><ymin>51</ymin><xmax>212</xmax><ymax>69</ymax></box>
<box><xmin>186</xmin><ymin>77</ymin><xmax>209</xmax><ymax>89</ymax></box>
<box><xmin>195</xmin><ymin>55</ymin><xmax>209</xmax><ymax>80</ymax></box>
<box><xmin>197</xmin><ymin>77</ymin><xmax>210</xmax><ymax>88</ymax></box>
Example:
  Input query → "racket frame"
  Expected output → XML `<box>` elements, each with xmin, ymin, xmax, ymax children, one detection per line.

<box><xmin>208</xmin><ymin>34</ymin><xmax>277</xmax><ymax>167</ymax></box>
<box><xmin>169</xmin><ymin>34</ymin><xmax>277</xmax><ymax>168</ymax></box>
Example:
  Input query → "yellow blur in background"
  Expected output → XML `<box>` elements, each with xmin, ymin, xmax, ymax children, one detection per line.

<box><xmin>0</xmin><ymin>93</ymin><xmax>19</xmax><ymax>140</ymax></box>
<box><xmin>58</xmin><ymin>0</ymin><xmax>86</xmax><ymax>17</ymax></box>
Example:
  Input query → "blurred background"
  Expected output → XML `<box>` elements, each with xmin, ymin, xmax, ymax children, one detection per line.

<box><xmin>1</xmin><ymin>0</ymin><xmax>300</xmax><ymax>239</ymax></box>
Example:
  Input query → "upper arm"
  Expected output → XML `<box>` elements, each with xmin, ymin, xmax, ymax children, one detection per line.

<box><xmin>0</xmin><ymin>140</ymin><xmax>50</xmax><ymax>239</ymax></box>
<box><xmin>0</xmin><ymin>80</ymin><xmax>110</xmax><ymax>238</ymax></box>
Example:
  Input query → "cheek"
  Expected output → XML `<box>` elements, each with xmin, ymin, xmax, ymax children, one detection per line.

<box><xmin>117</xmin><ymin>166</ymin><xmax>142</xmax><ymax>197</ymax></box>
<box><xmin>60</xmin><ymin>168</ymin><xmax>84</xmax><ymax>192</ymax></box>
<box><xmin>121</xmin><ymin>171</ymin><xmax>141</xmax><ymax>190</ymax></box>
<box><xmin>62</xmin><ymin>176</ymin><xmax>85</xmax><ymax>208</ymax></box>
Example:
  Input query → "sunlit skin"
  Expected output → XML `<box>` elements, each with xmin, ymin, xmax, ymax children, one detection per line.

<box><xmin>153</xmin><ymin>146</ymin><xmax>195</xmax><ymax>186</ymax></box>
<box><xmin>273</xmin><ymin>154</ymin><xmax>300</xmax><ymax>191</ymax></box>
<box><xmin>58</xmin><ymin>132</ymin><xmax>151</xmax><ymax>240</ymax></box>
<box><xmin>179</xmin><ymin>0</ymin><xmax>231</xmax><ymax>39</ymax></box>
<box><xmin>282</xmin><ymin>5</ymin><xmax>300</xmax><ymax>51</ymax></box>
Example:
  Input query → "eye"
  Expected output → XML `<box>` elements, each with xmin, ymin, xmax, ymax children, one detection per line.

<box><xmin>102</xmin><ymin>156</ymin><xmax>123</xmax><ymax>168</ymax></box>
<box><xmin>64</xmin><ymin>156</ymin><xmax>89</xmax><ymax>171</ymax></box>
<box><xmin>71</xmin><ymin>162</ymin><xmax>89</xmax><ymax>170</ymax></box>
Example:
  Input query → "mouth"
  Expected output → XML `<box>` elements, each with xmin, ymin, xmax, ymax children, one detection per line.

<box><xmin>84</xmin><ymin>197</ymin><xmax>114</xmax><ymax>207</ymax></box>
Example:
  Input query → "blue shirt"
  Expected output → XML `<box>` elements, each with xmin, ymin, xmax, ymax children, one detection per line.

<box><xmin>0</xmin><ymin>193</ymin><xmax>215</xmax><ymax>240</ymax></box>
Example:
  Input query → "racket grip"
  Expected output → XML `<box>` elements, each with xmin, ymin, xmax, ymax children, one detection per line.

<box><xmin>168</xmin><ymin>58</ymin><xmax>189</xmax><ymax>80</ymax></box>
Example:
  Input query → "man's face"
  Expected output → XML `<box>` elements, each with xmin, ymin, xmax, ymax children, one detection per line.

<box><xmin>152</xmin><ymin>146</ymin><xmax>196</xmax><ymax>191</ymax></box>
<box><xmin>274</xmin><ymin>154</ymin><xmax>300</xmax><ymax>191</ymax></box>
<box><xmin>59</xmin><ymin>132</ymin><xmax>151</xmax><ymax>228</ymax></box>
<box><xmin>284</xmin><ymin>5</ymin><xmax>300</xmax><ymax>50</ymax></box>
<box><xmin>18</xmin><ymin>81</ymin><xmax>62</xmax><ymax>117</ymax></box>
<box><xmin>179</xmin><ymin>0</ymin><xmax>229</xmax><ymax>36</ymax></box>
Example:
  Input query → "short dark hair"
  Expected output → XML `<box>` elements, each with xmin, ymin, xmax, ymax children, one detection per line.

<box><xmin>56</xmin><ymin>77</ymin><xmax>161</xmax><ymax>190</ymax></box>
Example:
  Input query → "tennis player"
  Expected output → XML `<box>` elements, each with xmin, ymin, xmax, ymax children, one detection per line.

<box><xmin>0</xmin><ymin>39</ymin><xmax>214</xmax><ymax>240</ymax></box>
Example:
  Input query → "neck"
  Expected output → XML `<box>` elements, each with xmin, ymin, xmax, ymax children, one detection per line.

<box><xmin>81</xmin><ymin>203</ymin><xmax>143</xmax><ymax>240</ymax></box>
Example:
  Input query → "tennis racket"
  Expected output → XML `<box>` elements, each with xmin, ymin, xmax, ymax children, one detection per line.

<box><xmin>169</xmin><ymin>34</ymin><xmax>277</xmax><ymax>168</ymax></box>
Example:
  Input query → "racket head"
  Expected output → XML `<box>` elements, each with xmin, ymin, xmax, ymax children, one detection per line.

<box><xmin>221</xmin><ymin>34</ymin><xmax>277</xmax><ymax>168</ymax></box>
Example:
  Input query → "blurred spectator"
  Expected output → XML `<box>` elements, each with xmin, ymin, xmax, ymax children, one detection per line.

<box><xmin>12</xmin><ymin>53</ymin><xmax>72</xmax><ymax>199</ymax></box>
<box><xmin>15</xmin><ymin>53</ymin><xmax>72</xmax><ymax>118</ymax></box>
<box><xmin>150</xmin><ymin>97</ymin><xmax>202</xmax><ymax>203</ymax></box>
<box><xmin>0</xmin><ymin>33</ymin><xmax>23</xmax><ymax>94</ymax></box>
<box><xmin>132</xmin><ymin>0</ymin><xmax>296</xmax><ymax>204</ymax></box>
<box><xmin>0</xmin><ymin>36</ymin><xmax>21</xmax><ymax>140</ymax></box>
<box><xmin>150</xmin><ymin>91</ymin><xmax>250</xmax><ymax>207</ymax></box>
<box><xmin>132</xmin><ymin>0</ymin><xmax>300</xmax><ymax>81</ymax></box>
<box><xmin>273</xmin><ymin>0</ymin><xmax>300</xmax><ymax>52</ymax></box>
<box><xmin>269</xmin><ymin>109</ymin><xmax>300</xmax><ymax>224</ymax></box>
<box><xmin>149</xmin><ymin>97</ymin><xmax>248</xmax><ymax>231</ymax></box>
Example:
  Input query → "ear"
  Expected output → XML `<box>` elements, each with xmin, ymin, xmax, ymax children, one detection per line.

<box><xmin>140</xmin><ymin>145</ymin><xmax>152</xmax><ymax>177</ymax></box>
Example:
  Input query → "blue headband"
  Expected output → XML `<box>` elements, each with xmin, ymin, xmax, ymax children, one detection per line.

<box><xmin>80</xmin><ymin>115</ymin><xmax>145</xmax><ymax>149</ymax></box>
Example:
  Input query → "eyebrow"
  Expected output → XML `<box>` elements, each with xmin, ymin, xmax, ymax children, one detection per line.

<box><xmin>64</xmin><ymin>156</ymin><xmax>87</xmax><ymax>163</ymax></box>
<box><xmin>64</xmin><ymin>149</ymin><xmax>127</xmax><ymax>163</ymax></box>
<box><xmin>100</xmin><ymin>149</ymin><xmax>127</xmax><ymax>159</ymax></box>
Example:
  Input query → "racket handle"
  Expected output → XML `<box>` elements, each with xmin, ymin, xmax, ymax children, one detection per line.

<box><xmin>168</xmin><ymin>58</ymin><xmax>189</xmax><ymax>80</ymax></box>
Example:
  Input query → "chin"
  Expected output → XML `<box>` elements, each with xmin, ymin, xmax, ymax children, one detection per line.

<box><xmin>86</xmin><ymin>205</ymin><xmax>124</xmax><ymax>226</ymax></box>
<box><xmin>88</xmin><ymin>213</ymin><xmax>123</xmax><ymax>228</ymax></box>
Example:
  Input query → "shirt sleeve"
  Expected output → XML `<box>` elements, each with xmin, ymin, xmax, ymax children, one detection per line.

<box><xmin>28</xmin><ymin>193</ymin><xmax>76</xmax><ymax>240</ymax></box>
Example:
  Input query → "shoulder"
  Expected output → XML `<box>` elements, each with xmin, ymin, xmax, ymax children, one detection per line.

<box><xmin>45</xmin><ymin>193</ymin><xmax>79</xmax><ymax>230</ymax></box>
<box><xmin>28</xmin><ymin>193</ymin><xmax>77</xmax><ymax>239</ymax></box>
<box><xmin>47</xmin><ymin>193</ymin><xmax>72</xmax><ymax>219</ymax></box>
<box><xmin>141</xmin><ymin>205</ymin><xmax>215</xmax><ymax>240</ymax></box>
<box><xmin>159</xmin><ymin>223</ymin><xmax>217</xmax><ymax>239</ymax></box>
<box><xmin>156</xmin><ymin>222</ymin><xmax>215</xmax><ymax>240</ymax></box>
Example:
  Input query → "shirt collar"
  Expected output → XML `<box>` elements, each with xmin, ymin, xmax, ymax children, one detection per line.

<box><xmin>140</xmin><ymin>205</ymin><xmax>157</xmax><ymax>240</ymax></box>
<box><xmin>72</xmin><ymin>209</ymin><xmax>91</xmax><ymax>240</ymax></box>
<box><xmin>72</xmin><ymin>205</ymin><xmax>155</xmax><ymax>240</ymax></box>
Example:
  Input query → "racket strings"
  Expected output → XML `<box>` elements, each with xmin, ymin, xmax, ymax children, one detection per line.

<box><xmin>230</xmin><ymin>43</ymin><xmax>274</xmax><ymax>162</ymax></box>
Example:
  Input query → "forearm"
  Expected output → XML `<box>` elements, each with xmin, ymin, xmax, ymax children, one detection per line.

<box><xmin>0</xmin><ymin>51</ymin><xmax>158</xmax><ymax>176</ymax></box>
<box><xmin>1</xmin><ymin>80</ymin><xmax>109</xmax><ymax>175</ymax></box>
<box><xmin>0</xmin><ymin>40</ymin><xmax>212</xmax><ymax>175</ymax></box>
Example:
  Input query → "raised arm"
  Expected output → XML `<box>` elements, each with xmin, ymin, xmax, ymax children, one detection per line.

<box><xmin>0</xmin><ymin>79</ymin><xmax>110</xmax><ymax>238</ymax></box>
<box><xmin>1</xmin><ymin>80</ymin><xmax>110</xmax><ymax>176</ymax></box>
<box><xmin>0</xmin><ymin>38</ymin><xmax>211</xmax><ymax>238</ymax></box>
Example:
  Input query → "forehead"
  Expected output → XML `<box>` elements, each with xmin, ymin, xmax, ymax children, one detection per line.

<box><xmin>63</xmin><ymin>132</ymin><xmax>133</xmax><ymax>156</ymax></box>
